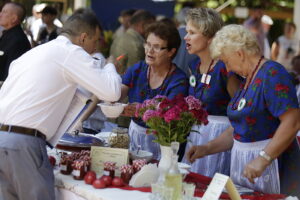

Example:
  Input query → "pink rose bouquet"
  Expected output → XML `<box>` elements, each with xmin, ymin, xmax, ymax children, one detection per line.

<box><xmin>135</xmin><ymin>95</ymin><xmax>208</xmax><ymax>146</ymax></box>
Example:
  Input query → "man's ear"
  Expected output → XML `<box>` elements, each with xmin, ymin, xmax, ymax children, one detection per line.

<box><xmin>78</xmin><ymin>32</ymin><xmax>88</xmax><ymax>46</ymax></box>
<box><xmin>11</xmin><ymin>14</ymin><xmax>19</xmax><ymax>26</ymax></box>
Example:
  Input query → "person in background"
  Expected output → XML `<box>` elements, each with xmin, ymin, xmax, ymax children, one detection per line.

<box><xmin>0</xmin><ymin>2</ymin><xmax>31</xmax><ymax>83</ymax></box>
<box><xmin>243</xmin><ymin>7</ymin><xmax>265</xmax><ymax>54</ymax></box>
<box><xmin>110</xmin><ymin>10</ymin><xmax>155</xmax><ymax>75</ymax></box>
<box><xmin>187</xmin><ymin>24</ymin><xmax>300</xmax><ymax>194</ymax></box>
<box><xmin>261</xmin><ymin>15</ymin><xmax>273</xmax><ymax>59</ymax></box>
<box><xmin>182</xmin><ymin>7</ymin><xmax>240</xmax><ymax>177</ymax></box>
<box><xmin>113</xmin><ymin>9</ymin><xmax>136</xmax><ymax>40</ymax></box>
<box><xmin>271</xmin><ymin>22</ymin><xmax>299</xmax><ymax>71</ymax></box>
<box><xmin>30</xmin><ymin>3</ymin><xmax>62</xmax><ymax>44</ymax></box>
<box><xmin>173</xmin><ymin>6</ymin><xmax>197</xmax><ymax>75</ymax></box>
<box><xmin>0</xmin><ymin>10</ymin><xmax>121</xmax><ymax>200</ymax></box>
<box><xmin>120</xmin><ymin>21</ymin><xmax>188</xmax><ymax>160</ymax></box>
<box><xmin>291</xmin><ymin>55</ymin><xmax>300</xmax><ymax>104</ymax></box>
<box><xmin>36</xmin><ymin>6</ymin><xmax>60</xmax><ymax>45</ymax></box>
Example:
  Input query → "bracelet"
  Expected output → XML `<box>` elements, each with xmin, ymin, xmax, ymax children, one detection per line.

<box><xmin>259</xmin><ymin>150</ymin><xmax>272</xmax><ymax>162</ymax></box>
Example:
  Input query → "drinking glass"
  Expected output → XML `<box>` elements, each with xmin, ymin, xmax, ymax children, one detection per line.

<box><xmin>183</xmin><ymin>182</ymin><xmax>196</xmax><ymax>199</ymax></box>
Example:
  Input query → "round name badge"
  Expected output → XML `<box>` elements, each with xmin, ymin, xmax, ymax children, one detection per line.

<box><xmin>237</xmin><ymin>98</ymin><xmax>247</xmax><ymax>111</ymax></box>
<box><xmin>189</xmin><ymin>75</ymin><xmax>196</xmax><ymax>87</ymax></box>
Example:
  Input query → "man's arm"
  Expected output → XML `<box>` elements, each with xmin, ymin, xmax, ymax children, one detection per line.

<box><xmin>64</xmin><ymin>48</ymin><xmax>122</xmax><ymax>102</ymax></box>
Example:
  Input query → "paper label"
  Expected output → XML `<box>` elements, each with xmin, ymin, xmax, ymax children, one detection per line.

<box><xmin>103</xmin><ymin>170</ymin><xmax>110</xmax><ymax>176</ymax></box>
<box><xmin>202</xmin><ymin>173</ymin><xmax>241</xmax><ymax>200</ymax></box>
<box><xmin>201</xmin><ymin>74</ymin><xmax>211</xmax><ymax>85</ymax></box>
<box><xmin>91</xmin><ymin>146</ymin><xmax>128</xmax><ymax>176</ymax></box>
<box><xmin>72</xmin><ymin>170</ymin><xmax>80</xmax><ymax>176</ymax></box>
<box><xmin>60</xmin><ymin>165</ymin><xmax>67</xmax><ymax>171</ymax></box>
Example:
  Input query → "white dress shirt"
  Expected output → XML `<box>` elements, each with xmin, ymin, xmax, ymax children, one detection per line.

<box><xmin>0</xmin><ymin>36</ymin><xmax>121</xmax><ymax>144</ymax></box>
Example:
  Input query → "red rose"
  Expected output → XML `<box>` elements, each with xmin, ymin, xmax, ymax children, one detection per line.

<box><xmin>220</xmin><ymin>67</ymin><xmax>228</xmax><ymax>76</ymax></box>
<box><xmin>129</xmin><ymin>82</ymin><xmax>134</xmax><ymax>88</ymax></box>
<box><xmin>275</xmin><ymin>84</ymin><xmax>289</xmax><ymax>93</ymax></box>
<box><xmin>245</xmin><ymin>116</ymin><xmax>256</xmax><ymax>125</ymax></box>
<box><xmin>234</xmin><ymin>134</ymin><xmax>241</xmax><ymax>140</ymax></box>
<box><xmin>271</xmin><ymin>69</ymin><xmax>278</xmax><ymax>76</ymax></box>
<box><xmin>254</xmin><ymin>78</ymin><xmax>262</xmax><ymax>85</ymax></box>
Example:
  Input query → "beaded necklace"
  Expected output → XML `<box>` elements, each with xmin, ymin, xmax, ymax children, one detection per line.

<box><xmin>189</xmin><ymin>59</ymin><xmax>214</xmax><ymax>100</ymax></box>
<box><xmin>147</xmin><ymin>64</ymin><xmax>172</xmax><ymax>98</ymax></box>
<box><xmin>231</xmin><ymin>56</ymin><xmax>264</xmax><ymax>111</ymax></box>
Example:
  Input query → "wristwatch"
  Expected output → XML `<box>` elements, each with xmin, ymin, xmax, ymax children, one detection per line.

<box><xmin>259</xmin><ymin>150</ymin><xmax>272</xmax><ymax>162</ymax></box>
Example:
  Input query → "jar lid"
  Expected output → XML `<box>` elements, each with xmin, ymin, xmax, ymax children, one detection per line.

<box><xmin>58</xmin><ymin>133</ymin><xmax>104</xmax><ymax>148</ymax></box>
<box><xmin>112</xmin><ymin>127</ymin><xmax>128</xmax><ymax>134</ymax></box>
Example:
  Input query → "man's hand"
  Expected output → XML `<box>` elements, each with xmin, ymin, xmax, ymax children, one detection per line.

<box><xmin>243</xmin><ymin>156</ymin><xmax>270</xmax><ymax>184</ymax></box>
<box><xmin>186</xmin><ymin>145</ymin><xmax>208</xmax><ymax>163</ymax></box>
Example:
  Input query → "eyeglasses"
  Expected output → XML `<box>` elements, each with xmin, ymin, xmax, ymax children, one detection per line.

<box><xmin>144</xmin><ymin>43</ymin><xmax>168</xmax><ymax>53</ymax></box>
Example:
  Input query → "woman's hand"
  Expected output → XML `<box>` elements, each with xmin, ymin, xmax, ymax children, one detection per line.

<box><xmin>243</xmin><ymin>156</ymin><xmax>271</xmax><ymax>184</ymax></box>
<box><xmin>121</xmin><ymin>103</ymin><xmax>138</xmax><ymax>117</ymax></box>
<box><xmin>186</xmin><ymin>145</ymin><xmax>208</xmax><ymax>163</ymax></box>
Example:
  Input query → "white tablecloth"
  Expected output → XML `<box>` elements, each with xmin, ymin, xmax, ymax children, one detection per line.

<box><xmin>55</xmin><ymin>172</ymin><xmax>151</xmax><ymax>200</ymax></box>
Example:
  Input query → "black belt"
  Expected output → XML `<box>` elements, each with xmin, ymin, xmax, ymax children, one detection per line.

<box><xmin>0</xmin><ymin>125</ymin><xmax>46</xmax><ymax>140</ymax></box>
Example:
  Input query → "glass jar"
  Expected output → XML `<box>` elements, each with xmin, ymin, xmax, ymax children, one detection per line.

<box><xmin>60</xmin><ymin>155</ymin><xmax>73</xmax><ymax>175</ymax></box>
<box><xmin>72</xmin><ymin>160</ymin><xmax>87</xmax><ymax>180</ymax></box>
<box><xmin>109</xmin><ymin>128</ymin><xmax>129</xmax><ymax>149</ymax></box>
<box><xmin>132</xmin><ymin>159</ymin><xmax>146</xmax><ymax>174</ymax></box>
<box><xmin>120</xmin><ymin>164</ymin><xmax>133</xmax><ymax>184</ymax></box>
<box><xmin>103</xmin><ymin>161</ymin><xmax>116</xmax><ymax>178</ymax></box>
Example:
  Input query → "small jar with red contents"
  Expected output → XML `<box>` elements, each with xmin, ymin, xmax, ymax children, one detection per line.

<box><xmin>72</xmin><ymin>159</ymin><xmax>88</xmax><ymax>180</ymax></box>
<box><xmin>60</xmin><ymin>155</ymin><xmax>73</xmax><ymax>175</ymax></box>
<box><xmin>103</xmin><ymin>161</ymin><xmax>116</xmax><ymax>178</ymax></box>
<box><xmin>132</xmin><ymin>159</ymin><xmax>146</xmax><ymax>174</ymax></box>
<box><xmin>120</xmin><ymin>164</ymin><xmax>133</xmax><ymax>184</ymax></box>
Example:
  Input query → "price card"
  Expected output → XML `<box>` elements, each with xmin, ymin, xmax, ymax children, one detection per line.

<box><xmin>202</xmin><ymin>173</ymin><xmax>241</xmax><ymax>200</ymax></box>
<box><xmin>90</xmin><ymin>146</ymin><xmax>128</xmax><ymax>175</ymax></box>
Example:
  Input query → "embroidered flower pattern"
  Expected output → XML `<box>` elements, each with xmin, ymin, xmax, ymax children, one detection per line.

<box><xmin>275</xmin><ymin>83</ymin><xmax>289</xmax><ymax>98</ymax></box>
<box><xmin>228</xmin><ymin>61</ymin><xmax>298</xmax><ymax>142</ymax></box>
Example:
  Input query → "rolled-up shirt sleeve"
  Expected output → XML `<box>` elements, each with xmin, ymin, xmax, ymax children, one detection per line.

<box><xmin>63</xmin><ymin>47</ymin><xmax>122</xmax><ymax>102</ymax></box>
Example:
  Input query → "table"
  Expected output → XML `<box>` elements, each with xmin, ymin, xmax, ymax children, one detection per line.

<box><xmin>55</xmin><ymin>170</ymin><xmax>286</xmax><ymax>200</ymax></box>
<box><xmin>55</xmin><ymin>172</ymin><xmax>150</xmax><ymax>200</ymax></box>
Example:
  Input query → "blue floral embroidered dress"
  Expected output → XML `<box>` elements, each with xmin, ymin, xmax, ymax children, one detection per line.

<box><xmin>188</xmin><ymin>57</ymin><xmax>232</xmax><ymax>116</ymax></box>
<box><xmin>122</xmin><ymin>61</ymin><xmax>188</xmax><ymax>159</ymax></box>
<box><xmin>183</xmin><ymin>57</ymin><xmax>233</xmax><ymax>177</ymax></box>
<box><xmin>227</xmin><ymin>60</ymin><xmax>299</xmax><ymax>194</ymax></box>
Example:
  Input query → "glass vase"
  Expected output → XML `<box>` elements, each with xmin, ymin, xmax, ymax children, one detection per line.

<box><xmin>157</xmin><ymin>145</ymin><xmax>173</xmax><ymax>183</ymax></box>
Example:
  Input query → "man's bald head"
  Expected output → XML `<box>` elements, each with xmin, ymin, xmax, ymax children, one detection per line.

<box><xmin>0</xmin><ymin>2</ymin><xmax>26</xmax><ymax>29</ymax></box>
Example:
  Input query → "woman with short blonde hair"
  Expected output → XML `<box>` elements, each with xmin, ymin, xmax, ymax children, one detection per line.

<box><xmin>182</xmin><ymin>8</ymin><xmax>240</xmax><ymax>177</ymax></box>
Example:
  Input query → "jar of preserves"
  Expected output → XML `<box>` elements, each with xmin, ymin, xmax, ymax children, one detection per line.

<box><xmin>103</xmin><ymin>161</ymin><xmax>116</xmax><ymax>178</ymax></box>
<box><xmin>120</xmin><ymin>164</ymin><xmax>133</xmax><ymax>184</ymax></box>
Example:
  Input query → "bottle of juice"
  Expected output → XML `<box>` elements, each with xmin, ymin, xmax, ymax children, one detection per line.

<box><xmin>164</xmin><ymin>142</ymin><xmax>182</xmax><ymax>200</ymax></box>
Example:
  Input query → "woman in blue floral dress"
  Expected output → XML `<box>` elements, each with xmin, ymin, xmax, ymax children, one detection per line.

<box><xmin>187</xmin><ymin>24</ymin><xmax>300</xmax><ymax>194</ymax></box>
<box><xmin>182</xmin><ymin>8</ymin><xmax>240</xmax><ymax>177</ymax></box>
<box><xmin>120</xmin><ymin>21</ymin><xmax>188</xmax><ymax>160</ymax></box>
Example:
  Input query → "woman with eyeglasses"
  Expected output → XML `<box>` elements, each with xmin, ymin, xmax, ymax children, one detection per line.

<box><xmin>182</xmin><ymin>8</ymin><xmax>240</xmax><ymax>177</ymax></box>
<box><xmin>120</xmin><ymin>21</ymin><xmax>188</xmax><ymax>160</ymax></box>
<box><xmin>187</xmin><ymin>24</ymin><xmax>300</xmax><ymax>194</ymax></box>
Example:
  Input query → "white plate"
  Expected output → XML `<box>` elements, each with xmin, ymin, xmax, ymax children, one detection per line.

<box><xmin>178</xmin><ymin>162</ymin><xmax>191</xmax><ymax>170</ymax></box>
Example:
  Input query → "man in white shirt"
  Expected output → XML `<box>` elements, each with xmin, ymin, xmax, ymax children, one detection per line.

<box><xmin>0</xmin><ymin>10</ymin><xmax>121</xmax><ymax>200</ymax></box>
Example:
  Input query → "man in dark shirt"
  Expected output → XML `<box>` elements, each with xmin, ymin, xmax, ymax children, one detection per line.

<box><xmin>0</xmin><ymin>2</ymin><xmax>31</xmax><ymax>82</ymax></box>
<box><xmin>36</xmin><ymin>6</ymin><xmax>60</xmax><ymax>45</ymax></box>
